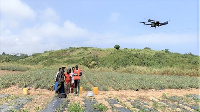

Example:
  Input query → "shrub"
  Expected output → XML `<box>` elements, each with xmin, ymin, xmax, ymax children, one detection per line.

<box><xmin>114</xmin><ymin>45</ymin><xmax>120</xmax><ymax>50</ymax></box>
<box><xmin>68</xmin><ymin>102</ymin><xmax>85</xmax><ymax>112</ymax></box>
<box><xmin>93</xmin><ymin>103</ymin><xmax>108</xmax><ymax>112</ymax></box>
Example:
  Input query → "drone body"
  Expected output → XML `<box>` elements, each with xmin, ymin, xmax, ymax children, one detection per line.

<box><xmin>140</xmin><ymin>19</ymin><xmax>169</xmax><ymax>28</ymax></box>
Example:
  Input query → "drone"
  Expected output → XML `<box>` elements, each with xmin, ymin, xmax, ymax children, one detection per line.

<box><xmin>140</xmin><ymin>19</ymin><xmax>169</xmax><ymax>28</ymax></box>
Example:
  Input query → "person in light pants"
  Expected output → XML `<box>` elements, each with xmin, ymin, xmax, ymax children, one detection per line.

<box><xmin>70</xmin><ymin>67</ymin><xmax>75</xmax><ymax>93</ymax></box>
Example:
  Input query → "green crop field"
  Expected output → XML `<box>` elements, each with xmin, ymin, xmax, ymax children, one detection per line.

<box><xmin>0</xmin><ymin>47</ymin><xmax>199</xmax><ymax>112</ymax></box>
<box><xmin>0</xmin><ymin>68</ymin><xmax>199</xmax><ymax>91</ymax></box>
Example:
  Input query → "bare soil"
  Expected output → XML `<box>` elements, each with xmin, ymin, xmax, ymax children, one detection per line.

<box><xmin>0</xmin><ymin>86</ymin><xmax>199</xmax><ymax>112</ymax></box>
<box><xmin>0</xmin><ymin>69</ymin><xmax>22</xmax><ymax>75</ymax></box>
<box><xmin>0</xmin><ymin>85</ymin><xmax>55</xmax><ymax>112</ymax></box>
<box><xmin>67</xmin><ymin>88</ymin><xmax>199</xmax><ymax>112</ymax></box>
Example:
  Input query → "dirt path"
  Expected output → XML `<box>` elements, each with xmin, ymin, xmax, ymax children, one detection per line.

<box><xmin>0</xmin><ymin>69</ymin><xmax>22</xmax><ymax>75</ymax></box>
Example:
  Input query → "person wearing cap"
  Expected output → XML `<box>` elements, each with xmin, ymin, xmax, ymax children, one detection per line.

<box><xmin>64</xmin><ymin>68</ymin><xmax>71</xmax><ymax>95</ymax></box>
<box><xmin>56</xmin><ymin>66</ymin><xmax>65</xmax><ymax>93</ymax></box>
<box><xmin>73</xmin><ymin>65</ymin><xmax>82</xmax><ymax>95</ymax></box>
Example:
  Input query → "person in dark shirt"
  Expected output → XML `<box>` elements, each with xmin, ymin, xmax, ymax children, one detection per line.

<box><xmin>56</xmin><ymin>66</ymin><xmax>65</xmax><ymax>93</ymax></box>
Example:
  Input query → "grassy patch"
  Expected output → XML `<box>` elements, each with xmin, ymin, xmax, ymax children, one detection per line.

<box><xmin>0</xmin><ymin>65</ymin><xmax>29</xmax><ymax>71</ymax></box>
<box><xmin>93</xmin><ymin>103</ymin><xmax>108</xmax><ymax>112</ymax></box>
<box><xmin>0</xmin><ymin>68</ymin><xmax>199</xmax><ymax>91</ymax></box>
<box><xmin>85</xmin><ymin>71</ymin><xmax>199</xmax><ymax>90</ymax></box>
<box><xmin>2</xmin><ymin>47</ymin><xmax>198</xmax><ymax>76</ymax></box>
<box><xmin>67</xmin><ymin>102</ymin><xmax>85</xmax><ymax>112</ymax></box>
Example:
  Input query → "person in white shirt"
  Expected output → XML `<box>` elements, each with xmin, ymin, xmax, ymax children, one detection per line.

<box><xmin>70</xmin><ymin>67</ymin><xmax>75</xmax><ymax>93</ymax></box>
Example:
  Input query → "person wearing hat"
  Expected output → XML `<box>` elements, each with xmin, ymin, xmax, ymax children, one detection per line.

<box><xmin>56</xmin><ymin>66</ymin><xmax>66</xmax><ymax>93</ymax></box>
<box><xmin>73</xmin><ymin>65</ymin><xmax>82</xmax><ymax>95</ymax></box>
<box><xmin>64</xmin><ymin>68</ymin><xmax>72</xmax><ymax>95</ymax></box>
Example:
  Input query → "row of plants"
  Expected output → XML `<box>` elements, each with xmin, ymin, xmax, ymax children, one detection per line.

<box><xmin>0</xmin><ymin>68</ymin><xmax>93</xmax><ymax>91</ymax></box>
<box><xmin>67</xmin><ymin>101</ymin><xmax>108</xmax><ymax>112</ymax></box>
<box><xmin>0</xmin><ymin>67</ymin><xmax>199</xmax><ymax>91</ymax></box>
<box><xmin>94</xmin><ymin>65</ymin><xmax>199</xmax><ymax>76</ymax></box>
<box><xmin>116</xmin><ymin>66</ymin><xmax>199</xmax><ymax>76</ymax></box>
<box><xmin>0</xmin><ymin>65</ymin><xmax>29</xmax><ymax>71</ymax></box>
<box><xmin>84</xmin><ymin>71</ymin><xmax>199</xmax><ymax>91</ymax></box>
<box><xmin>0</xmin><ymin>69</ymin><xmax>55</xmax><ymax>90</ymax></box>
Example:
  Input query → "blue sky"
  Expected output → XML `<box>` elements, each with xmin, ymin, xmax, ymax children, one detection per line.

<box><xmin>0</xmin><ymin>0</ymin><xmax>199</xmax><ymax>55</ymax></box>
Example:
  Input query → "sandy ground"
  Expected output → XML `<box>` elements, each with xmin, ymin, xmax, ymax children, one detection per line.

<box><xmin>0</xmin><ymin>69</ymin><xmax>22</xmax><ymax>75</ymax></box>
<box><xmin>0</xmin><ymin>85</ymin><xmax>55</xmax><ymax>112</ymax></box>
<box><xmin>0</xmin><ymin>85</ymin><xmax>199</xmax><ymax>112</ymax></box>
<box><xmin>66</xmin><ymin>88</ymin><xmax>199</xmax><ymax>112</ymax></box>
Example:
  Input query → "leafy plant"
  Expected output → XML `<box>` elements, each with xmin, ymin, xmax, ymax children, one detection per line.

<box><xmin>93</xmin><ymin>103</ymin><xmax>108</xmax><ymax>112</ymax></box>
<box><xmin>152</xmin><ymin>100</ymin><xmax>158</xmax><ymax>109</ymax></box>
<box><xmin>34</xmin><ymin>106</ymin><xmax>40</xmax><ymax>112</ymax></box>
<box><xmin>68</xmin><ymin>102</ymin><xmax>85</xmax><ymax>112</ymax></box>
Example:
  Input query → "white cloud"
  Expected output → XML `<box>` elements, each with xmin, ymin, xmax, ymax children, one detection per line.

<box><xmin>0</xmin><ymin>0</ymin><xmax>35</xmax><ymax>28</ymax></box>
<box><xmin>39</xmin><ymin>8</ymin><xmax>60</xmax><ymax>22</ymax></box>
<box><xmin>20</xmin><ymin>20</ymin><xmax>89</xmax><ymax>40</ymax></box>
<box><xmin>0</xmin><ymin>20</ymin><xmax>90</xmax><ymax>54</ymax></box>
<box><xmin>0</xmin><ymin>0</ymin><xmax>197</xmax><ymax>55</ymax></box>
<box><xmin>109</xmin><ymin>13</ymin><xmax>120</xmax><ymax>22</ymax></box>
<box><xmin>63</xmin><ymin>21</ymin><xmax>89</xmax><ymax>37</ymax></box>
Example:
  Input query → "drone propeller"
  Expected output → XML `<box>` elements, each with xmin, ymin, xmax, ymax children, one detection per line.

<box><xmin>148</xmin><ymin>19</ymin><xmax>155</xmax><ymax>22</ymax></box>
<box><xmin>140</xmin><ymin>22</ymin><xmax>146</xmax><ymax>24</ymax></box>
<box><xmin>166</xmin><ymin>20</ymin><xmax>170</xmax><ymax>23</ymax></box>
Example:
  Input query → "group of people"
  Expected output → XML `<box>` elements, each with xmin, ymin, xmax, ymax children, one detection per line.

<box><xmin>55</xmin><ymin>65</ymin><xmax>82</xmax><ymax>96</ymax></box>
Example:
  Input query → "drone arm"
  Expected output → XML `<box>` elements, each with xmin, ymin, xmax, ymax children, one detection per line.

<box><xmin>140</xmin><ymin>22</ymin><xmax>146</xmax><ymax>24</ymax></box>
<box><xmin>144</xmin><ymin>24</ymin><xmax>152</xmax><ymax>25</ymax></box>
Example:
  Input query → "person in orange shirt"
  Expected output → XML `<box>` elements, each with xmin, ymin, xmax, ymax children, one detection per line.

<box><xmin>73</xmin><ymin>65</ymin><xmax>82</xmax><ymax>95</ymax></box>
<box><xmin>64</xmin><ymin>68</ymin><xmax>71</xmax><ymax>95</ymax></box>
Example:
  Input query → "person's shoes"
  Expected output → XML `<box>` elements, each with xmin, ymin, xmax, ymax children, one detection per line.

<box><xmin>74</xmin><ymin>88</ymin><xmax>77</xmax><ymax>94</ymax></box>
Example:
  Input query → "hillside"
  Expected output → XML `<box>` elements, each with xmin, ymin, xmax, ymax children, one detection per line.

<box><xmin>0</xmin><ymin>47</ymin><xmax>199</xmax><ymax>76</ymax></box>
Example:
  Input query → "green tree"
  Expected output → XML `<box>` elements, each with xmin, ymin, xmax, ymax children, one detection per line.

<box><xmin>144</xmin><ymin>47</ymin><xmax>151</xmax><ymax>50</ymax></box>
<box><xmin>165</xmin><ymin>49</ymin><xmax>170</xmax><ymax>53</ymax></box>
<box><xmin>2</xmin><ymin>52</ymin><xmax>6</xmax><ymax>55</ymax></box>
<box><xmin>114</xmin><ymin>45</ymin><xmax>120</xmax><ymax>50</ymax></box>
